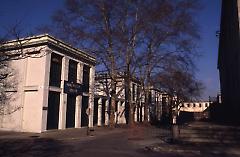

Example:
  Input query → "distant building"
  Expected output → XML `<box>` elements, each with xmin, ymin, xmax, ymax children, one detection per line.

<box><xmin>93</xmin><ymin>73</ymin><xmax>164</xmax><ymax>125</ymax></box>
<box><xmin>0</xmin><ymin>34</ymin><xmax>96</xmax><ymax>132</ymax></box>
<box><xmin>178</xmin><ymin>101</ymin><xmax>212</xmax><ymax>123</ymax></box>
<box><xmin>179</xmin><ymin>101</ymin><xmax>211</xmax><ymax>120</ymax></box>
<box><xmin>181</xmin><ymin>102</ymin><xmax>211</xmax><ymax>113</ymax></box>
<box><xmin>218</xmin><ymin>0</ymin><xmax>240</xmax><ymax>123</ymax></box>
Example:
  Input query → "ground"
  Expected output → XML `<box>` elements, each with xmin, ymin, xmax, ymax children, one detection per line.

<box><xmin>0</xmin><ymin>122</ymin><xmax>240</xmax><ymax>157</ymax></box>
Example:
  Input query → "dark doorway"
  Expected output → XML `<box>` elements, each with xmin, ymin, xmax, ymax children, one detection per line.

<box><xmin>47</xmin><ymin>91</ymin><xmax>60</xmax><ymax>130</ymax></box>
<box><xmin>93</xmin><ymin>98</ymin><xmax>98</xmax><ymax>125</ymax></box>
<box><xmin>101</xmin><ymin>99</ymin><xmax>106</xmax><ymax>125</ymax></box>
<box><xmin>82</xmin><ymin>65</ymin><xmax>90</xmax><ymax>92</ymax></box>
<box><xmin>68</xmin><ymin>60</ymin><xmax>77</xmax><ymax>83</ymax></box>
<box><xmin>49</xmin><ymin>53</ymin><xmax>62</xmax><ymax>87</ymax></box>
<box><xmin>81</xmin><ymin>96</ymin><xmax>89</xmax><ymax>127</ymax></box>
<box><xmin>66</xmin><ymin>95</ymin><xmax>76</xmax><ymax>128</ymax></box>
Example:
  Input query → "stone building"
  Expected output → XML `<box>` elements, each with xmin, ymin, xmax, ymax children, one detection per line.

<box><xmin>0</xmin><ymin>34</ymin><xmax>96</xmax><ymax>132</ymax></box>
<box><xmin>218</xmin><ymin>0</ymin><xmax>240</xmax><ymax>123</ymax></box>
<box><xmin>93</xmin><ymin>73</ymin><xmax>164</xmax><ymax>126</ymax></box>
<box><xmin>94</xmin><ymin>73</ymin><xmax>143</xmax><ymax>126</ymax></box>
<box><xmin>179</xmin><ymin>101</ymin><xmax>211</xmax><ymax>120</ymax></box>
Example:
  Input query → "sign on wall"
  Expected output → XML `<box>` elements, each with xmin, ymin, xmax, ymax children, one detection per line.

<box><xmin>64</xmin><ymin>81</ymin><xmax>83</xmax><ymax>95</ymax></box>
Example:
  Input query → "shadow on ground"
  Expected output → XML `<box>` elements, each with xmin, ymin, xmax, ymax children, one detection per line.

<box><xmin>0</xmin><ymin>137</ymin><xmax>70</xmax><ymax>157</ymax></box>
<box><xmin>150</xmin><ymin>122</ymin><xmax>240</xmax><ymax>157</ymax></box>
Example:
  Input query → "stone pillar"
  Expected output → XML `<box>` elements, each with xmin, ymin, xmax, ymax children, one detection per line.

<box><xmin>59</xmin><ymin>56</ymin><xmax>68</xmax><ymax>129</ymax></box>
<box><xmin>88</xmin><ymin>66</ymin><xmax>95</xmax><ymax>127</ymax></box>
<box><xmin>75</xmin><ymin>63</ymin><xmax>83</xmax><ymax>128</ymax></box>
<box><xmin>116</xmin><ymin>101</ymin><xmax>121</xmax><ymax>124</ymax></box>
<box><xmin>134</xmin><ymin>104</ymin><xmax>137</xmax><ymax>122</ymax></box>
<box><xmin>158</xmin><ymin>94</ymin><xmax>163</xmax><ymax>121</ymax></box>
<box><xmin>97</xmin><ymin>98</ymin><xmax>102</xmax><ymax>126</ymax></box>
<box><xmin>41</xmin><ymin>52</ymin><xmax>51</xmax><ymax>131</ymax></box>
<box><xmin>142</xmin><ymin>106</ymin><xmax>145</xmax><ymax>121</ymax></box>
<box><xmin>105</xmin><ymin>99</ymin><xmax>109</xmax><ymax>125</ymax></box>
<box><xmin>118</xmin><ymin>101</ymin><xmax>126</xmax><ymax>124</ymax></box>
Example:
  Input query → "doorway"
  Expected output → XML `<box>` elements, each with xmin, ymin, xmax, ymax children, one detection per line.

<box><xmin>81</xmin><ymin>96</ymin><xmax>89</xmax><ymax>127</ymax></box>
<box><xmin>47</xmin><ymin>91</ymin><xmax>60</xmax><ymax>130</ymax></box>
<box><xmin>66</xmin><ymin>95</ymin><xmax>76</xmax><ymax>128</ymax></box>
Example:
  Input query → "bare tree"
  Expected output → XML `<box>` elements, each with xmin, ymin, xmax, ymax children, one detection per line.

<box><xmin>0</xmin><ymin>23</ymin><xmax>51</xmax><ymax>115</ymax></box>
<box><xmin>132</xmin><ymin>0</ymin><xmax>201</xmax><ymax>123</ymax></box>
<box><xmin>41</xmin><ymin>0</ymin><xmax>202</xmax><ymax>126</ymax></box>
<box><xmin>42</xmin><ymin>0</ymin><xmax>130</xmax><ymax>127</ymax></box>
<box><xmin>154</xmin><ymin>60</ymin><xmax>204</xmax><ymax>140</ymax></box>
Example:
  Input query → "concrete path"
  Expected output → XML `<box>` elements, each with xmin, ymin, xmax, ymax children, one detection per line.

<box><xmin>148</xmin><ymin>122</ymin><xmax>240</xmax><ymax>157</ymax></box>
<box><xmin>0</xmin><ymin>122</ymin><xmax>239</xmax><ymax>157</ymax></box>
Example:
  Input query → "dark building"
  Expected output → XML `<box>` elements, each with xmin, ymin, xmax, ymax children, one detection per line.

<box><xmin>218</xmin><ymin>0</ymin><xmax>240</xmax><ymax>124</ymax></box>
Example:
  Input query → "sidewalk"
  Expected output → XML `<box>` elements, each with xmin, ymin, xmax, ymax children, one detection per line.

<box><xmin>1</xmin><ymin>122</ymin><xmax>240</xmax><ymax>157</ymax></box>
<box><xmin>146</xmin><ymin>122</ymin><xmax>240</xmax><ymax>157</ymax></box>
<box><xmin>0</xmin><ymin>126</ymin><xmax>125</xmax><ymax>140</ymax></box>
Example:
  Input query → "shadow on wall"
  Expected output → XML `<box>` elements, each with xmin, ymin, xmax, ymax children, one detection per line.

<box><xmin>177</xmin><ymin>111</ymin><xmax>195</xmax><ymax>125</ymax></box>
<box><xmin>0</xmin><ymin>137</ymin><xmax>70</xmax><ymax>157</ymax></box>
<box><xmin>209</xmin><ymin>102</ymin><xmax>240</xmax><ymax>125</ymax></box>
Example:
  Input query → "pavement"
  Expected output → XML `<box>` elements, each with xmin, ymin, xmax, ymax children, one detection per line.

<box><xmin>0</xmin><ymin>122</ymin><xmax>240</xmax><ymax>157</ymax></box>
<box><xmin>147</xmin><ymin>121</ymin><xmax>240</xmax><ymax>157</ymax></box>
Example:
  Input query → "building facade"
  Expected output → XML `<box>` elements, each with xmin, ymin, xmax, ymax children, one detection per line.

<box><xmin>0</xmin><ymin>34</ymin><xmax>96</xmax><ymax>132</ymax></box>
<box><xmin>218</xmin><ymin>0</ymin><xmax>240</xmax><ymax>123</ymax></box>
<box><xmin>93</xmin><ymin>73</ymin><xmax>164</xmax><ymax>126</ymax></box>
<box><xmin>175</xmin><ymin>101</ymin><xmax>212</xmax><ymax>123</ymax></box>
<box><xmin>94</xmin><ymin>73</ymin><xmax>144</xmax><ymax>126</ymax></box>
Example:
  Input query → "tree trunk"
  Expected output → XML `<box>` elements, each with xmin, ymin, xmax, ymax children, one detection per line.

<box><xmin>109</xmin><ymin>53</ymin><xmax>116</xmax><ymax>128</ymax></box>
<box><xmin>171</xmin><ymin>99</ymin><xmax>180</xmax><ymax>141</ymax></box>
<box><xmin>109</xmin><ymin>93</ymin><xmax>116</xmax><ymax>128</ymax></box>
<box><xmin>172</xmin><ymin>123</ymin><xmax>179</xmax><ymax>141</ymax></box>
<box><xmin>125</xmin><ymin>72</ymin><xmax>134</xmax><ymax>126</ymax></box>
<box><xmin>144</xmin><ymin>72</ymin><xmax>151</xmax><ymax>123</ymax></box>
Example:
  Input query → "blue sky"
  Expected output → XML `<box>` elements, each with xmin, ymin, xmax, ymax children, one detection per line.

<box><xmin>195</xmin><ymin>0</ymin><xmax>222</xmax><ymax>99</ymax></box>
<box><xmin>0</xmin><ymin>0</ymin><xmax>222</xmax><ymax>100</ymax></box>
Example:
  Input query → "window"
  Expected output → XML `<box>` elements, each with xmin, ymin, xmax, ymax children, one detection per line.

<box><xmin>199</xmin><ymin>104</ymin><xmax>202</xmax><ymax>107</ymax></box>
<box><xmin>68</xmin><ymin>60</ymin><xmax>77</xmax><ymax>83</ymax></box>
<box><xmin>83</xmin><ymin>65</ymin><xmax>90</xmax><ymax>92</ymax></box>
<box><xmin>205</xmin><ymin>103</ymin><xmax>208</xmax><ymax>107</ymax></box>
<box><xmin>193</xmin><ymin>104</ymin><xmax>196</xmax><ymax>107</ymax></box>
<box><xmin>49</xmin><ymin>53</ymin><xmax>62</xmax><ymax>87</ymax></box>
<box><xmin>187</xmin><ymin>104</ymin><xmax>190</xmax><ymax>107</ymax></box>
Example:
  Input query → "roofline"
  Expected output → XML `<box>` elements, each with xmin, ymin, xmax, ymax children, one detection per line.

<box><xmin>2</xmin><ymin>34</ymin><xmax>96</xmax><ymax>64</ymax></box>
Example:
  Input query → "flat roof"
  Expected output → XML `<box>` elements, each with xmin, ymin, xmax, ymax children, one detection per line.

<box><xmin>1</xmin><ymin>34</ymin><xmax>96</xmax><ymax>65</ymax></box>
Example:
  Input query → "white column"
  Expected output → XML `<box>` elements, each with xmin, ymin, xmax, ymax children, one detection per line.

<box><xmin>158</xmin><ymin>94</ymin><xmax>163</xmax><ymax>121</ymax></box>
<box><xmin>88</xmin><ymin>66</ymin><xmax>95</xmax><ymax>127</ymax></box>
<box><xmin>116</xmin><ymin>101</ymin><xmax>121</xmax><ymax>124</ymax></box>
<box><xmin>59</xmin><ymin>56</ymin><xmax>68</xmax><ymax>129</ymax></box>
<box><xmin>41</xmin><ymin>52</ymin><xmax>51</xmax><ymax>131</ymax></box>
<box><xmin>97</xmin><ymin>98</ymin><xmax>102</xmax><ymax>126</ymax></box>
<box><xmin>105</xmin><ymin>99</ymin><xmax>109</xmax><ymax>125</ymax></box>
<box><xmin>75</xmin><ymin>63</ymin><xmax>83</xmax><ymax>128</ymax></box>
<box><xmin>119</xmin><ymin>101</ymin><xmax>126</xmax><ymax>124</ymax></box>
<box><xmin>142</xmin><ymin>106</ymin><xmax>145</xmax><ymax>121</ymax></box>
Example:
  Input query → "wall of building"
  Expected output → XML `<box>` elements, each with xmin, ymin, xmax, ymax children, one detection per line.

<box><xmin>94</xmin><ymin>76</ymin><xmax>164</xmax><ymax>125</ymax></box>
<box><xmin>218</xmin><ymin>0</ymin><xmax>240</xmax><ymax>123</ymax></box>
<box><xmin>181</xmin><ymin>102</ymin><xmax>210</xmax><ymax>113</ymax></box>
<box><xmin>0</xmin><ymin>46</ymin><xmax>49</xmax><ymax>132</ymax></box>
<box><xmin>0</xmin><ymin>35</ymin><xmax>96</xmax><ymax>132</ymax></box>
